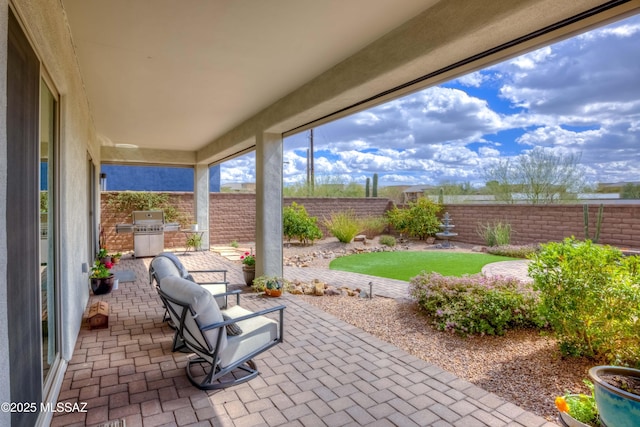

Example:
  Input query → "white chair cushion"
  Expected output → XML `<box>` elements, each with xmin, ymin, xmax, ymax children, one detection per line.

<box><xmin>160</xmin><ymin>276</ymin><xmax>226</xmax><ymax>353</ymax></box>
<box><xmin>219</xmin><ymin>305</ymin><xmax>278</xmax><ymax>368</ymax></box>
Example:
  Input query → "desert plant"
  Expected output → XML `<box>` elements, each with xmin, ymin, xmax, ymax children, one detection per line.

<box><xmin>360</xmin><ymin>215</ymin><xmax>387</xmax><ymax>239</ymax></box>
<box><xmin>323</xmin><ymin>209</ymin><xmax>361</xmax><ymax>243</ymax></box>
<box><xmin>283</xmin><ymin>202</ymin><xmax>323</xmax><ymax>245</ymax></box>
<box><xmin>251</xmin><ymin>275</ymin><xmax>292</xmax><ymax>293</ymax></box>
<box><xmin>583</xmin><ymin>204</ymin><xmax>604</xmax><ymax>243</ymax></box>
<box><xmin>486</xmin><ymin>244</ymin><xmax>539</xmax><ymax>259</ymax></box>
<box><xmin>410</xmin><ymin>272</ymin><xmax>542</xmax><ymax>336</ymax></box>
<box><xmin>379</xmin><ymin>235</ymin><xmax>396</xmax><ymax>247</ymax></box>
<box><xmin>529</xmin><ymin>238</ymin><xmax>640</xmax><ymax>365</ymax></box>
<box><xmin>365</xmin><ymin>177</ymin><xmax>370</xmax><ymax>197</ymax></box>
<box><xmin>386</xmin><ymin>197</ymin><xmax>441</xmax><ymax>240</ymax></box>
<box><xmin>372</xmin><ymin>173</ymin><xmax>378</xmax><ymax>197</ymax></box>
<box><xmin>476</xmin><ymin>221</ymin><xmax>512</xmax><ymax>246</ymax></box>
<box><xmin>185</xmin><ymin>233</ymin><xmax>202</xmax><ymax>251</ymax></box>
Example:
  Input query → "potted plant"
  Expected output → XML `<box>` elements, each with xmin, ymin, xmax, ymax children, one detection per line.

<box><xmin>97</xmin><ymin>247</ymin><xmax>111</xmax><ymax>265</ymax></box>
<box><xmin>111</xmin><ymin>252</ymin><xmax>122</xmax><ymax>264</ymax></box>
<box><xmin>240</xmin><ymin>251</ymin><xmax>255</xmax><ymax>286</ymax></box>
<box><xmin>185</xmin><ymin>233</ymin><xmax>202</xmax><ymax>252</ymax></box>
<box><xmin>554</xmin><ymin>381</ymin><xmax>599</xmax><ymax>427</ymax></box>
<box><xmin>90</xmin><ymin>260</ymin><xmax>115</xmax><ymax>295</ymax></box>
<box><xmin>588</xmin><ymin>366</ymin><xmax>640</xmax><ymax>427</ymax></box>
<box><xmin>252</xmin><ymin>275</ymin><xmax>289</xmax><ymax>297</ymax></box>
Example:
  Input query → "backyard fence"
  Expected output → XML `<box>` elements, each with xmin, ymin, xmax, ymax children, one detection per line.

<box><xmin>100</xmin><ymin>192</ymin><xmax>640</xmax><ymax>252</ymax></box>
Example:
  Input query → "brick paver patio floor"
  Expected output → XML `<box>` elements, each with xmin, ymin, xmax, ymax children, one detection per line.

<box><xmin>51</xmin><ymin>251</ymin><xmax>556</xmax><ymax>427</ymax></box>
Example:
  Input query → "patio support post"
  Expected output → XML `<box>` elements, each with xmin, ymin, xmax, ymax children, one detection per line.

<box><xmin>255</xmin><ymin>132</ymin><xmax>283</xmax><ymax>277</ymax></box>
<box><xmin>194</xmin><ymin>164</ymin><xmax>210</xmax><ymax>250</ymax></box>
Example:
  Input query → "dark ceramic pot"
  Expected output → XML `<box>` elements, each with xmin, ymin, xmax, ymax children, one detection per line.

<box><xmin>90</xmin><ymin>274</ymin><xmax>115</xmax><ymax>295</ymax></box>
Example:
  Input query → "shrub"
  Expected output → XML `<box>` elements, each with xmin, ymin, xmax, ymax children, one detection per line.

<box><xmin>486</xmin><ymin>244</ymin><xmax>539</xmax><ymax>259</ymax></box>
<box><xmin>360</xmin><ymin>215</ymin><xmax>387</xmax><ymax>239</ymax></box>
<box><xmin>323</xmin><ymin>209</ymin><xmax>361</xmax><ymax>243</ymax></box>
<box><xmin>387</xmin><ymin>198</ymin><xmax>442</xmax><ymax>240</ymax></box>
<box><xmin>283</xmin><ymin>202</ymin><xmax>323</xmax><ymax>245</ymax></box>
<box><xmin>477</xmin><ymin>221</ymin><xmax>512</xmax><ymax>246</ymax></box>
<box><xmin>107</xmin><ymin>191</ymin><xmax>187</xmax><ymax>224</ymax></box>
<box><xmin>529</xmin><ymin>238</ymin><xmax>640</xmax><ymax>365</ymax></box>
<box><xmin>379</xmin><ymin>235</ymin><xmax>396</xmax><ymax>247</ymax></box>
<box><xmin>410</xmin><ymin>272</ymin><xmax>542</xmax><ymax>336</ymax></box>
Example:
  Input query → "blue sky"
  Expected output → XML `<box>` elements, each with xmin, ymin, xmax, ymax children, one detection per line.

<box><xmin>221</xmin><ymin>14</ymin><xmax>640</xmax><ymax>188</ymax></box>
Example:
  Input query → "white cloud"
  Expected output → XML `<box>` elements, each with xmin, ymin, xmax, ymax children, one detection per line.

<box><xmin>222</xmin><ymin>15</ymin><xmax>640</xmax><ymax>188</ymax></box>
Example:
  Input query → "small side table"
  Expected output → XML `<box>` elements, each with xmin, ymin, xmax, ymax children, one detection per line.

<box><xmin>181</xmin><ymin>229</ymin><xmax>207</xmax><ymax>254</ymax></box>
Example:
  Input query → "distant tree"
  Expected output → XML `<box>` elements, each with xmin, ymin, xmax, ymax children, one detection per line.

<box><xmin>283</xmin><ymin>175</ymin><xmax>364</xmax><ymax>197</ymax></box>
<box><xmin>378</xmin><ymin>186</ymin><xmax>405</xmax><ymax>204</ymax></box>
<box><xmin>621</xmin><ymin>183</ymin><xmax>640</xmax><ymax>199</ymax></box>
<box><xmin>484</xmin><ymin>148</ymin><xmax>584</xmax><ymax>204</ymax></box>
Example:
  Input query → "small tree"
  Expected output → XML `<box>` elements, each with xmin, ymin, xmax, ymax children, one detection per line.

<box><xmin>621</xmin><ymin>183</ymin><xmax>640</xmax><ymax>199</ymax></box>
<box><xmin>283</xmin><ymin>202</ymin><xmax>322</xmax><ymax>245</ymax></box>
<box><xmin>484</xmin><ymin>147</ymin><xmax>585</xmax><ymax>204</ymax></box>
<box><xmin>387</xmin><ymin>198</ymin><xmax>442</xmax><ymax>240</ymax></box>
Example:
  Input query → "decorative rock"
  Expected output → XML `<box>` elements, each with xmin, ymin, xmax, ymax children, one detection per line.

<box><xmin>354</xmin><ymin>235</ymin><xmax>367</xmax><ymax>242</ymax></box>
<box><xmin>314</xmin><ymin>282</ymin><xmax>325</xmax><ymax>296</ymax></box>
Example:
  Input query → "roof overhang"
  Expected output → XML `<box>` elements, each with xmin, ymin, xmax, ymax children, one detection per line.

<box><xmin>60</xmin><ymin>0</ymin><xmax>640</xmax><ymax>166</ymax></box>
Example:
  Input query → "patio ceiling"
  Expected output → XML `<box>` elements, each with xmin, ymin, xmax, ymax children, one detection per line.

<box><xmin>61</xmin><ymin>0</ymin><xmax>640</xmax><ymax>166</ymax></box>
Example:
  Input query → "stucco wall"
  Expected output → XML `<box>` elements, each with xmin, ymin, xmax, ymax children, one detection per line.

<box><xmin>101</xmin><ymin>193</ymin><xmax>639</xmax><ymax>250</ymax></box>
<box><xmin>12</xmin><ymin>0</ymin><xmax>99</xmax><ymax>365</ymax></box>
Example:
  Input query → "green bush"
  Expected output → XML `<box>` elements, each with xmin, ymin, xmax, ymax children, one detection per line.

<box><xmin>486</xmin><ymin>244</ymin><xmax>539</xmax><ymax>259</ymax></box>
<box><xmin>283</xmin><ymin>202</ymin><xmax>323</xmax><ymax>245</ymax></box>
<box><xmin>386</xmin><ymin>198</ymin><xmax>442</xmax><ymax>240</ymax></box>
<box><xmin>410</xmin><ymin>272</ymin><xmax>542</xmax><ymax>336</ymax></box>
<box><xmin>360</xmin><ymin>215</ymin><xmax>387</xmax><ymax>239</ymax></box>
<box><xmin>323</xmin><ymin>209</ymin><xmax>361</xmax><ymax>243</ymax></box>
<box><xmin>379</xmin><ymin>235</ymin><xmax>396</xmax><ymax>247</ymax></box>
<box><xmin>529</xmin><ymin>238</ymin><xmax>640</xmax><ymax>365</ymax></box>
<box><xmin>476</xmin><ymin>221</ymin><xmax>512</xmax><ymax>246</ymax></box>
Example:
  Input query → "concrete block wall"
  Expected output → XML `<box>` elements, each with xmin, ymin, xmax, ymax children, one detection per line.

<box><xmin>101</xmin><ymin>192</ymin><xmax>640</xmax><ymax>252</ymax></box>
<box><xmin>444</xmin><ymin>204</ymin><xmax>640</xmax><ymax>247</ymax></box>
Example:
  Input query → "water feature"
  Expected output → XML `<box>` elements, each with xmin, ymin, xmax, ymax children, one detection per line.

<box><xmin>435</xmin><ymin>212</ymin><xmax>458</xmax><ymax>248</ymax></box>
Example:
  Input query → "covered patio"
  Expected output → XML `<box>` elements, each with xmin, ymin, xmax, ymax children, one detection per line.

<box><xmin>52</xmin><ymin>252</ymin><xmax>553</xmax><ymax>427</ymax></box>
<box><xmin>3</xmin><ymin>1</ymin><xmax>640</xmax><ymax>426</ymax></box>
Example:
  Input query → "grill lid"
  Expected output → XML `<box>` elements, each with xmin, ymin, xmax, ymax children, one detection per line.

<box><xmin>132</xmin><ymin>210</ymin><xmax>164</xmax><ymax>224</ymax></box>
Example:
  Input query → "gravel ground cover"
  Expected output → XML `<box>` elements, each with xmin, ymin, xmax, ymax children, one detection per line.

<box><xmin>283</xmin><ymin>237</ymin><xmax>595</xmax><ymax>422</ymax></box>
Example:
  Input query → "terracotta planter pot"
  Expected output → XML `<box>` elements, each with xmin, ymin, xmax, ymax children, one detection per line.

<box><xmin>90</xmin><ymin>274</ymin><xmax>115</xmax><ymax>295</ymax></box>
<box><xmin>264</xmin><ymin>288</ymin><xmax>282</xmax><ymax>297</ymax></box>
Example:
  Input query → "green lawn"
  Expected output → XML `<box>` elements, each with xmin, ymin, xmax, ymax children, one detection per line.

<box><xmin>329</xmin><ymin>251</ymin><xmax>517</xmax><ymax>281</ymax></box>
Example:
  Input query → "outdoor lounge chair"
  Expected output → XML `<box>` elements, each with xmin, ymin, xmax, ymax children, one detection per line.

<box><xmin>149</xmin><ymin>252</ymin><xmax>229</xmax><ymax>308</ymax></box>
<box><xmin>157</xmin><ymin>276</ymin><xmax>285</xmax><ymax>390</ymax></box>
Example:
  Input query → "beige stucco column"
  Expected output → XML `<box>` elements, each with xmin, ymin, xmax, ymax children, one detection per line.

<box><xmin>194</xmin><ymin>164</ymin><xmax>210</xmax><ymax>250</ymax></box>
<box><xmin>255</xmin><ymin>132</ymin><xmax>283</xmax><ymax>277</ymax></box>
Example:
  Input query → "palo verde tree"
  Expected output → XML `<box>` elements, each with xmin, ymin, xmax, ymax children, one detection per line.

<box><xmin>484</xmin><ymin>147</ymin><xmax>585</xmax><ymax>204</ymax></box>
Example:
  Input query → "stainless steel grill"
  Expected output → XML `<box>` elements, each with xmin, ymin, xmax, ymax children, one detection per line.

<box><xmin>116</xmin><ymin>210</ymin><xmax>179</xmax><ymax>257</ymax></box>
